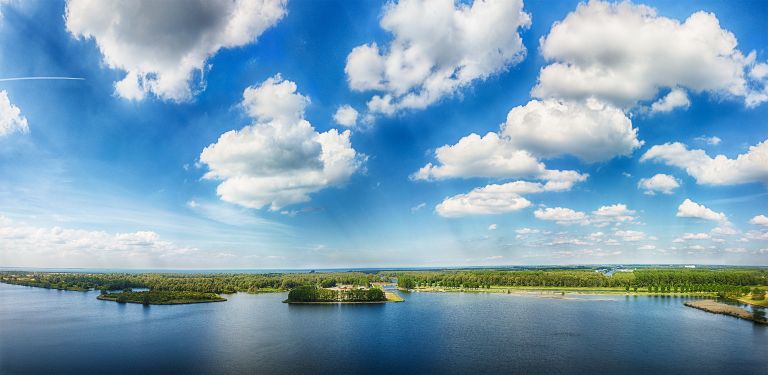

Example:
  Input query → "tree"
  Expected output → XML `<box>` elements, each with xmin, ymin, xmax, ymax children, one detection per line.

<box><xmin>397</xmin><ymin>277</ymin><xmax>416</xmax><ymax>289</ymax></box>
<box><xmin>752</xmin><ymin>288</ymin><xmax>766</xmax><ymax>301</ymax></box>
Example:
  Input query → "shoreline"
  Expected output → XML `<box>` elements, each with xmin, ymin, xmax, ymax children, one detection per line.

<box><xmin>403</xmin><ymin>286</ymin><xmax>720</xmax><ymax>298</ymax></box>
<box><xmin>283</xmin><ymin>300</ymin><xmax>387</xmax><ymax>304</ymax></box>
<box><xmin>96</xmin><ymin>295</ymin><xmax>227</xmax><ymax>305</ymax></box>
<box><xmin>283</xmin><ymin>291</ymin><xmax>404</xmax><ymax>304</ymax></box>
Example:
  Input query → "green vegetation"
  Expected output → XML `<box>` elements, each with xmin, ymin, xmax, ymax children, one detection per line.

<box><xmin>751</xmin><ymin>288</ymin><xmax>766</xmax><ymax>300</ymax></box>
<box><xmin>385</xmin><ymin>268</ymin><xmax>767</xmax><ymax>296</ymax></box>
<box><xmin>1</xmin><ymin>267</ymin><xmax>765</xmax><ymax>306</ymax></box>
<box><xmin>0</xmin><ymin>271</ymin><xmax>377</xmax><ymax>294</ymax></box>
<box><xmin>97</xmin><ymin>290</ymin><xmax>226</xmax><ymax>305</ymax></box>
<box><xmin>284</xmin><ymin>285</ymin><xmax>386</xmax><ymax>303</ymax></box>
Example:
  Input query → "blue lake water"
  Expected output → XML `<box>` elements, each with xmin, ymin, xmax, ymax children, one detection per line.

<box><xmin>1</xmin><ymin>283</ymin><xmax>766</xmax><ymax>374</ymax></box>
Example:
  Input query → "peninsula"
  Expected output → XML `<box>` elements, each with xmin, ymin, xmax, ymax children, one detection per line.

<box><xmin>684</xmin><ymin>299</ymin><xmax>767</xmax><ymax>324</ymax></box>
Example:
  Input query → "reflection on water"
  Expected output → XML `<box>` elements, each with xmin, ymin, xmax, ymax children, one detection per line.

<box><xmin>1</xmin><ymin>283</ymin><xmax>766</xmax><ymax>375</ymax></box>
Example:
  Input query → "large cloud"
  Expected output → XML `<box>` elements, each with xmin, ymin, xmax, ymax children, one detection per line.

<box><xmin>435</xmin><ymin>182</ymin><xmax>535</xmax><ymax>218</ymax></box>
<box><xmin>434</xmin><ymin>179</ymin><xmax>587</xmax><ymax>218</ymax></box>
<box><xmin>412</xmin><ymin>132</ymin><xmax>547</xmax><ymax>180</ymax></box>
<box><xmin>199</xmin><ymin>76</ymin><xmax>363</xmax><ymax>210</ymax></box>
<box><xmin>641</xmin><ymin>140</ymin><xmax>768</xmax><ymax>185</ymax></box>
<box><xmin>0</xmin><ymin>90</ymin><xmax>28</xmax><ymax>136</ymax></box>
<box><xmin>501</xmin><ymin>99</ymin><xmax>641</xmax><ymax>162</ymax></box>
<box><xmin>345</xmin><ymin>0</ymin><xmax>531</xmax><ymax>115</ymax></box>
<box><xmin>533</xmin><ymin>0</ymin><xmax>767</xmax><ymax>108</ymax></box>
<box><xmin>413</xmin><ymin>99</ymin><xmax>639</xmax><ymax>184</ymax></box>
<box><xmin>676</xmin><ymin>199</ymin><xmax>727</xmax><ymax>222</ymax></box>
<box><xmin>65</xmin><ymin>0</ymin><xmax>287</xmax><ymax>101</ymax></box>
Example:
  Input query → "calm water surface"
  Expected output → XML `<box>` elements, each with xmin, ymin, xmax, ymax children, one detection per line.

<box><xmin>1</xmin><ymin>283</ymin><xmax>766</xmax><ymax>374</ymax></box>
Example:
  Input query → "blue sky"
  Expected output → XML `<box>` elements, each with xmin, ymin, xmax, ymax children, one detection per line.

<box><xmin>0</xmin><ymin>0</ymin><xmax>767</xmax><ymax>268</ymax></box>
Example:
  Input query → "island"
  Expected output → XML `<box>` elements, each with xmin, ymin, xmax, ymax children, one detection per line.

<box><xmin>283</xmin><ymin>285</ymin><xmax>402</xmax><ymax>303</ymax></box>
<box><xmin>97</xmin><ymin>290</ymin><xmax>226</xmax><ymax>305</ymax></box>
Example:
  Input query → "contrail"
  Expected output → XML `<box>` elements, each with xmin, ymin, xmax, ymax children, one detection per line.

<box><xmin>0</xmin><ymin>77</ymin><xmax>85</xmax><ymax>82</ymax></box>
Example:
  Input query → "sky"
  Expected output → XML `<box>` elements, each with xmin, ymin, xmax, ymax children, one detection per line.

<box><xmin>0</xmin><ymin>0</ymin><xmax>767</xmax><ymax>269</ymax></box>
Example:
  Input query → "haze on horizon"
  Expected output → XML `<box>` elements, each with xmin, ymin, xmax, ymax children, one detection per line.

<box><xmin>0</xmin><ymin>0</ymin><xmax>767</xmax><ymax>269</ymax></box>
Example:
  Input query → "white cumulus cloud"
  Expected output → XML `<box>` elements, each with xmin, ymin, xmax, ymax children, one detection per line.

<box><xmin>412</xmin><ymin>132</ymin><xmax>545</xmax><ymax>180</ymax></box>
<box><xmin>501</xmin><ymin>99</ymin><xmax>642</xmax><ymax>162</ymax></box>
<box><xmin>749</xmin><ymin>215</ymin><xmax>768</xmax><ymax>226</ymax></box>
<box><xmin>333</xmin><ymin>105</ymin><xmax>359</xmax><ymax>127</ymax></box>
<box><xmin>534</xmin><ymin>207</ymin><xmax>589</xmax><ymax>225</ymax></box>
<box><xmin>533</xmin><ymin>0</ymin><xmax>767</xmax><ymax>108</ymax></box>
<box><xmin>650</xmin><ymin>88</ymin><xmax>690</xmax><ymax>113</ymax></box>
<box><xmin>591</xmin><ymin>204</ymin><xmax>636</xmax><ymax>225</ymax></box>
<box><xmin>641</xmin><ymin>140</ymin><xmax>768</xmax><ymax>185</ymax></box>
<box><xmin>199</xmin><ymin>75</ymin><xmax>363</xmax><ymax>210</ymax></box>
<box><xmin>676</xmin><ymin>199</ymin><xmax>727</xmax><ymax>222</ymax></box>
<box><xmin>345</xmin><ymin>0</ymin><xmax>531</xmax><ymax>115</ymax></box>
<box><xmin>66</xmin><ymin>0</ymin><xmax>287</xmax><ymax>101</ymax></box>
<box><xmin>0</xmin><ymin>90</ymin><xmax>28</xmax><ymax>136</ymax></box>
<box><xmin>435</xmin><ymin>182</ymin><xmax>533</xmax><ymax>218</ymax></box>
<box><xmin>638</xmin><ymin>174</ymin><xmax>680</xmax><ymax>195</ymax></box>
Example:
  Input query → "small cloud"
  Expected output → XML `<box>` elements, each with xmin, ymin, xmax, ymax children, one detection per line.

<box><xmin>488</xmin><ymin>224</ymin><xmax>497</xmax><ymax>231</ymax></box>
<box><xmin>280</xmin><ymin>206</ymin><xmax>324</xmax><ymax>217</ymax></box>
<box><xmin>411</xmin><ymin>202</ymin><xmax>427</xmax><ymax>213</ymax></box>
<box><xmin>694</xmin><ymin>135</ymin><xmax>722</xmax><ymax>146</ymax></box>
<box><xmin>638</xmin><ymin>174</ymin><xmax>680</xmax><ymax>195</ymax></box>
<box><xmin>749</xmin><ymin>214</ymin><xmax>768</xmax><ymax>226</ymax></box>
<box><xmin>333</xmin><ymin>105</ymin><xmax>359</xmax><ymax>127</ymax></box>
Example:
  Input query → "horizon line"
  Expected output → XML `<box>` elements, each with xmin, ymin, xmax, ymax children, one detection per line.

<box><xmin>2</xmin><ymin>263</ymin><xmax>766</xmax><ymax>273</ymax></box>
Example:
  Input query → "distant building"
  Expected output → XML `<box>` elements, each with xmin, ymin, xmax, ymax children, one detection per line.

<box><xmin>684</xmin><ymin>265</ymin><xmax>696</xmax><ymax>268</ymax></box>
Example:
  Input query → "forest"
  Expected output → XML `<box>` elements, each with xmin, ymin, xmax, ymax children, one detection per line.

<box><xmin>1</xmin><ymin>267</ymin><xmax>766</xmax><ymax>301</ymax></box>
<box><xmin>390</xmin><ymin>268</ymin><xmax>768</xmax><ymax>297</ymax></box>
<box><xmin>0</xmin><ymin>271</ymin><xmax>377</xmax><ymax>294</ymax></box>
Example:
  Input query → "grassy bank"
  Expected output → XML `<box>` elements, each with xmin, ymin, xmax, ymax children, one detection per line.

<box><xmin>385</xmin><ymin>292</ymin><xmax>404</xmax><ymax>302</ymax></box>
<box><xmin>736</xmin><ymin>295</ymin><xmax>768</xmax><ymax>307</ymax></box>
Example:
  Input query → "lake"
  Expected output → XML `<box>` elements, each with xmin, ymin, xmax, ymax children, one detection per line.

<box><xmin>1</xmin><ymin>283</ymin><xmax>766</xmax><ymax>374</ymax></box>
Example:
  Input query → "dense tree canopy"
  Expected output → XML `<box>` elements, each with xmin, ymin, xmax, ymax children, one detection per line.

<box><xmin>1</xmin><ymin>268</ymin><xmax>765</xmax><ymax>299</ymax></box>
<box><xmin>286</xmin><ymin>286</ymin><xmax>385</xmax><ymax>303</ymax></box>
